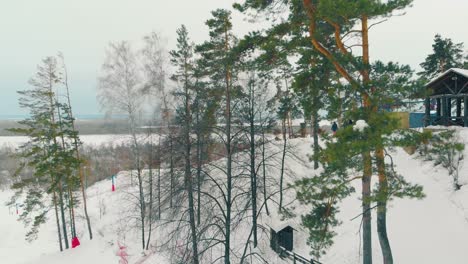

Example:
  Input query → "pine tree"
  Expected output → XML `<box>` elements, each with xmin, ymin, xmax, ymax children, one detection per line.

<box><xmin>195</xmin><ymin>9</ymin><xmax>239</xmax><ymax>264</ymax></box>
<box><xmin>418</xmin><ymin>34</ymin><xmax>465</xmax><ymax>79</ymax></box>
<box><xmin>236</xmin><ymin>1</ymin><xmax>424</xmax><ymax>263</ymax></box>
<box><xmin>170</xmin><ymin>24</ymin><xmax>200</xmax><ymax>264</ymax></box>
<box><xmin>292</xmin><ymin>50</ymin><xmax>334</xmax><ymax>170</ymax></box>
<box><xmin>9</xmin><ymin>56</ymin><xmax>82</xmax><ymax>251</ymax></box>
<box><xmin>59</xmin><ymin>55</ymin><xmax>94</xmax><ymax>240</ymax></box>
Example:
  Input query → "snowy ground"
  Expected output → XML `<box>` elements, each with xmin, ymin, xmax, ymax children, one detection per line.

<box><xmin>324</xmin><ymin>148</ymin><xmax>468</xmax><ymax>264</ymax></box>
<box><xmin>2</xmin><ymin>129</ymin><xmax>468</xmax><ymax>263</ymax></box>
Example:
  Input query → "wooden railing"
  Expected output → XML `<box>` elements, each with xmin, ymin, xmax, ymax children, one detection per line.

<box><xmin>278</xmin><ymin>246</ymin><xmax>323</xmax><ymax>264</ymax></box>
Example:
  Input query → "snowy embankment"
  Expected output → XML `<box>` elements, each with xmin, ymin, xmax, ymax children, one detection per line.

<box><xmin>2</xmin><ymin>129</ymin><xmax>468</xmax><ymax>263</ymax></box>
<box><xmin>324</xmin><ymin>127</ymin><xmax>468</xmax><ymax>264</ymax></box>
<box><xmin>1</xmin><ymin>171</ymin><xmax>170</xmax><ymax>264</ymax></box>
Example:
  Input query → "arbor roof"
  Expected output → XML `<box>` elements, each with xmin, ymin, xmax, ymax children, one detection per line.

<box><xmin>426</xmin><ymin>68</ymin><xmax>468</xmax><ymax>96</ymax></box>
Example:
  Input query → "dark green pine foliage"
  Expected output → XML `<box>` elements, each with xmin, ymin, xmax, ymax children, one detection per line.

<box><xmin>191</xmin><ymin>60</ymin><xmax>217</xmax><ymax>227</ymax></box>
<box><xmin>170</xmin><ymin>24</ymin><xmax>200</xmax><ymax>264</ymax></box>
<box><xmin>195</xmin><ymin>9</ymin><xmax>241</xmax><ymax>264</ymax></box>
<box><xmin>237</xmin><ymin>2</ymin><xmax>425</xmax><ymax>263</ymax></box>
<box><xmin>418</xmin><ymin>34</ymin><xmax>465</xmax><ymax>79</ymax></box>
<box><xmin>292</xmin><ymin>51</ymin><xmax>335</xmax><ymax>170</ymax></box>
<box><xmin>421</xmin><ymin>129</ymin><xmax>464</xmax><ymax>190</ymax></box>
<box><xmin>8</xmin><ymin>56</ymin><xmax>82</xmax><ymax>251</ymax></box>
<box><xmin>296</xmin><ymin>61</ymin><xmax>425</xmax><ymax>259</ymax></box>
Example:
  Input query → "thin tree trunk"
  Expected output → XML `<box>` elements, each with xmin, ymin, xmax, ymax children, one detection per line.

<box><xmin>261</xmin><ymin>122</ymin><xmax>270</xmax><ymax>216</ymax></box>
<box><xmin>312</xmin><ymin>112</ymin><xmax>320</xmax><ymax>170</ymax></box>
<box><xmin>46</xmin><ymin>77</ymin><xmax>69</xmax><ymax>250</ymax></box>
<box><xmin>146</xmin><ymin>133</ymin><xmax>154</xmax><ymax>250</ymax></box>
<box><xmin>58</xmin><ymin>182</ymin><xmax>69</xmax><ymax>249</ymax></box>
<box><xmin>61</xmin><ymin>57</ymin><xmax>93</xmax><ymax>240</ymax></box>
<box><xmin>137</xmin><ymin>166</ymin><xmax>146</xmax><ymax>250</ymax></box>
<box><xmin>68</xmin><ymin>189</ymin><xmax>76</xmax><ymax>238</ymax></box>
<box><xmin>224</xmin><ymin>26</ymin><xmax>232</xmax><ymax>264</ymax></box>
<box><xmin>185</xmin><ymin>129</ymin><xmax>199</xmax><ymax>264</ymax></box>
<box><xmin>78</xmin><ymin>164</ymin><xmax>93</xmax><ymax>239</ymax></box>
<box><xmin>183</xmin><ymin>62</ymin><xmax>199</xmax><ymax>264</ymax></box>
<box><xmin>169</xmin><ymin>136</ymin><xmax>174</xmax><ymax>208</ymax></box>
<box><xmin>158</xmin><ymin>137</ymin><xmax>161</xmax><ymax>219</ymax></box>
<box><xmin>196</xmin><ymin>125</ymin><xmax>202</xmax><ymax>226</ymax></box>
<box><xmin>130</xmin><ymin>116</ymin><xmax>146</xmax><ymax>250</ymax></box>
<box><xmin>249</xmin><ymin>82</ymin><xmax>258</xmax><ymax>247</ymax></box>
<box><xmin>55</xmin><ymin>98</ymin><xmax>76</xmax><ymax>239</ymax></box>
<box><xmin>53</xmin><ymin>191</ymin><xmax>63</xmax><ymax>251</ymax></box>
<box><xmin>279</xmin><ymin>118</ymin><xmax>287</xmax><ymax>213</ymax></box>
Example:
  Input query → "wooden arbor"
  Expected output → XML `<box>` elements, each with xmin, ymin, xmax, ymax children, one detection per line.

<box><xmin>425</xmin><ymin>68</ymin><xmax>468</xmax><ymax>127</ymax></box>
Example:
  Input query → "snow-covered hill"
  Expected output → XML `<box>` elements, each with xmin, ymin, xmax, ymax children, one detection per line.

<box><xmin>2</xmin><ymin>130</ymin><xmax>468</xmax><ymax>264</ymax></box>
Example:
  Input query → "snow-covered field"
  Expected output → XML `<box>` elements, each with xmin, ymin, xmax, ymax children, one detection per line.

<box><xmin>2</xmin><ymin>129</ymin><xmax>468</xmax><ymax>264</ymax></box>
<box><xmin>0</xmin><ymin>134</ymin><xmax>159</xmax><ymax>149</ymax></box>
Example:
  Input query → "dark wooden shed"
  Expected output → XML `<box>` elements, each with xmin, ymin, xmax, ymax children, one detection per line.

<box><xmin>424</xmin><ymin>68</ymin><xmax>468</xmax><ymax>126</ymax></box>
<box><xmin>270</xmin><ymin>225</ymin><xmax>294</xmax><ymax>253</ymax></box>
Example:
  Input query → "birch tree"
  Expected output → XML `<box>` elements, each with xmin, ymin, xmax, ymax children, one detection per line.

<box><xmin>97</xmin><ymin>41</ymin><xmax>147</xmax><ymax>249</ymax></box>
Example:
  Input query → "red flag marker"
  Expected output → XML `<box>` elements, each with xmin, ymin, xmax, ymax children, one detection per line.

<box><xmin>72</xmin><ymin>237</ymin><xmax>81</xmax><ymax>248</ymax></box>
<box><xmin>111</xmin><ymin>175</ymin><xmax>116</xmax><ymax>192</ymax></box>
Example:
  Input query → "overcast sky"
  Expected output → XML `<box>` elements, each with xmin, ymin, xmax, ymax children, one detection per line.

<box><xmin>0</xmin><ymin>0</ymin><xmax>466</xmax><ymax>116</ymax></box>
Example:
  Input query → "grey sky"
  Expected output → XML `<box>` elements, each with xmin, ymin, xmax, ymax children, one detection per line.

<box><xmin>0</xmin><ymin>0</ymin><xmax>466</xmax><ymax>116</ymax></box>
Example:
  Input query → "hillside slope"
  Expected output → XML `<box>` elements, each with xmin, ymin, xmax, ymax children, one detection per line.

<box><xmin>1</xmin><ymin>131</ymin><xmax>468</xmax><ymax>263</ymax></box>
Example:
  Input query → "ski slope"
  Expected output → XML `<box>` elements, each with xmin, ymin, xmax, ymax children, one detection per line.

<box><xmin>1</xmin><ymin>130</ymin><xmax>468</xmax><ymax>264</ymax></box>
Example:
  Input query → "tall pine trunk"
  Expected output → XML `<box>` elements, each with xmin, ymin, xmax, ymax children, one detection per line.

<box><xmin>376</xmin><ymin>148</ymin><xmax>393</xmax><ymax>263</ymax></box>
<box><xmin>62</xmin><ymin>55</ymin><xmax>93</xmax><ymax>240</ymax></box>
<box><xmin>223</xmin><ymin>23</ymin><xmax>233</xmax><ymax>264</ymax></box>
<box><xmin>361</xmin><ymin>15</ymin><xmax>373</xmax><ymax>264</ymax></box>
<box><xmin>362</xmin><ymin>152</ymin><xmax>372</xmax><ymax>264</ymax></box>
<box><xmin>183</xmin><ymin>55</ymin><xmax>199</xmax><ymax>264</ymax></box>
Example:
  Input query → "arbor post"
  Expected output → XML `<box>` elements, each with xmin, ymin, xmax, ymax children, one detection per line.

<box><xmin>442</xmin><ymin>96</ymin><xmax>448</xmax><ymax>126</ymax></box>
<box><xmin>424</xmin><ymin>97</ymin><xmax>431</xmax><ymax>127</ymax></box>
<box><xmin>464</xmin><ymin>96</ymin><xmax>468</xmax><ymax>127</ymax></box>
<box><xmin>436</xmin><ymin>98</ymin><xmax>441</xmax><ymax>117</ymax></box>
<box><xmin>447</xmin><ymin>97</ymin><xmax>452</xmax><ymax>118</ymax></box>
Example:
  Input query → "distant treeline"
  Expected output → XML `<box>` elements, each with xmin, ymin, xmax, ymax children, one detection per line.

<box><xmin>0</xmin><ymin>119</ymin><xmax>133</xmax><ymax>136</ymax></box>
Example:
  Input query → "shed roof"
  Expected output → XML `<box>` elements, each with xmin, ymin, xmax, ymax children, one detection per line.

<box><xmin>268</xmin><ymin>218</ymin><xmax>298</xmax><ymax>232</ymax></box>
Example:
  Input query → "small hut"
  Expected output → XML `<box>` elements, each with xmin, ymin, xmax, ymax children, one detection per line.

<box><xmin>270</xmin><ymin>222</ymin><xmax>295</xmax><ymax>253</ymax></box>
<box><xmin>424</xmin><ymin>68</ymin><xmax>468</xmax><ymax>126</ymax></box>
